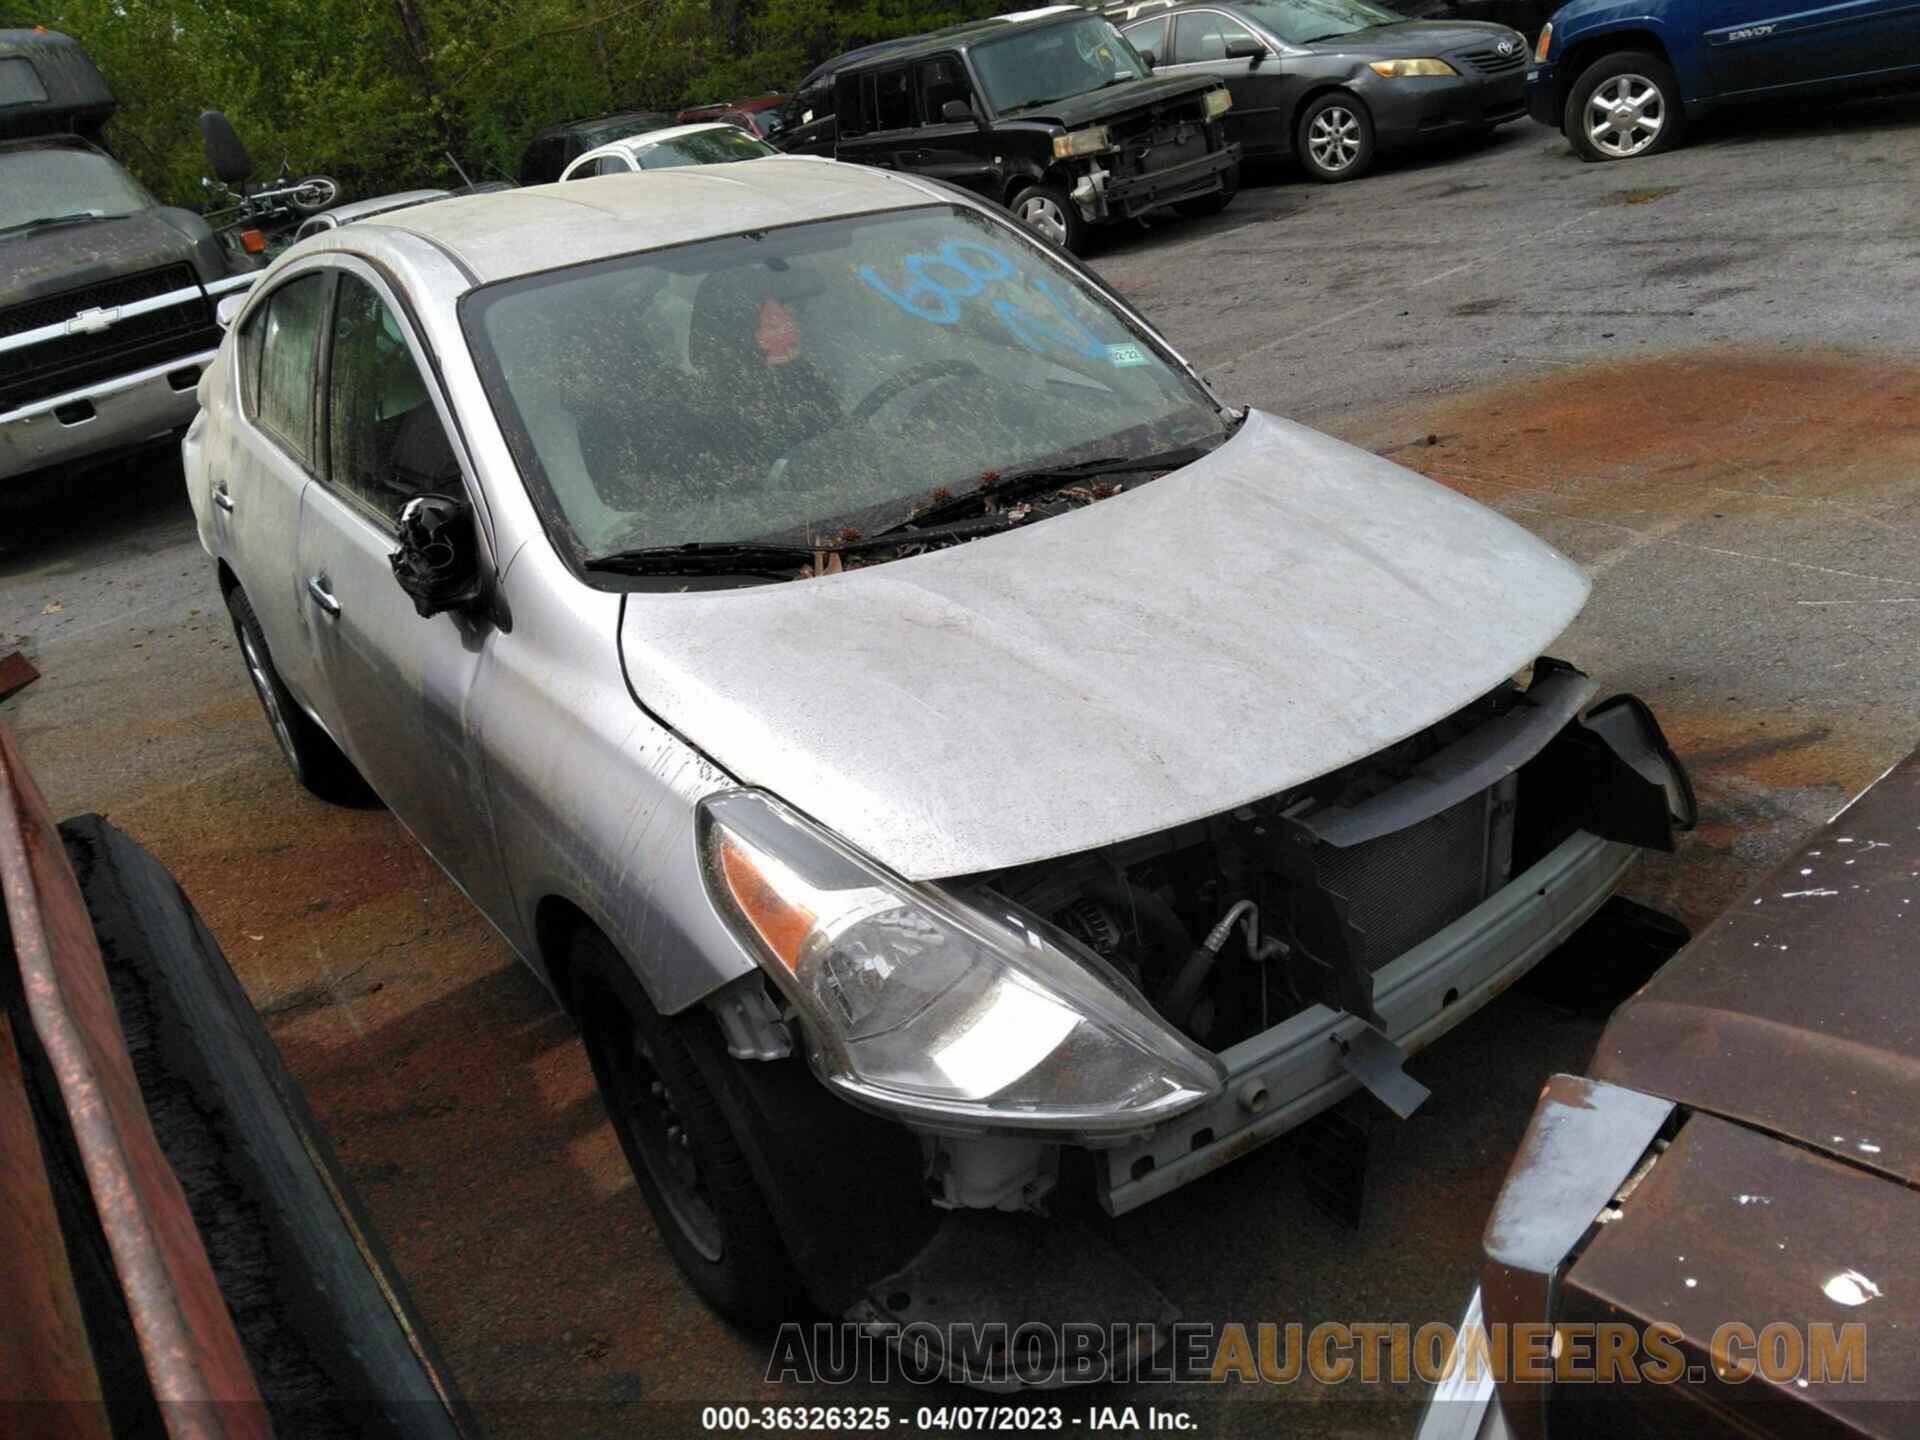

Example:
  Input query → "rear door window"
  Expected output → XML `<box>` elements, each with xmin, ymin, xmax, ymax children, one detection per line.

<box><xmin>873</xmin><ymin>66</ymin><xmax>918</xmax><ymax>130</ymax></box>
<box><xmin>253</xmin><ymin>272</ymin><xmax>330</xmax><ymax>467</ymax></box>
<box><xmin>324</xmin><ymin>274</ymin><xmax>463</xmax><ymax>525</ymax></box>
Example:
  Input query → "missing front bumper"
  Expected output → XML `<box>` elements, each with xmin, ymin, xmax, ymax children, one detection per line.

<box><xmin>1099</xmin><ymin>825</ymin><xmax>1642</xmax><ymax>1214</ymax></box>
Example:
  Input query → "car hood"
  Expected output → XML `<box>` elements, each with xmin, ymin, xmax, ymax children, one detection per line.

<box><xmin>617</xmin><ymin>411</ymin><xmax>1588</xmax><ymax>880</ymax></box>
<box><xmin>1007</xmin><ymin>73</ymin><xmax>1221</xmax><ymax>130</ymax></box>
<box><xmin>1593</xmin><ymin>749</ymin><xmax>1920</xmax><ymax>1186</ymax></box>
<box><xmin>1305</xmin><ymin>19</ymin><xmax>1521</xmax><ymax>57</ymax></box>
<box><xmin>0</xmin><ymin>206</ymin><xmax>212</xmax><ymax>309</ymax></box>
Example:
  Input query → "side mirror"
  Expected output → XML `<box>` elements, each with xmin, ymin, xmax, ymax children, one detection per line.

<box><xmin>940</xmin><ymin>98</ymin><xmax>975</xmax><ymax>123</ymax></box>
<box><xmin>1224</xmin><ymin>37</ymin><xmax>1265</xmax><ymax>63</ymax></box>
<box><xmin>389</xmin><ymin>494</ymin><xmax>483</xmax><ymax>618</ymax></box>
<box><xmin>214</xmin><ymin>292</ymin><xmax>247</xmax><ymax>331</ymax></box>
<box><xmin>198</xmin><ymin>110</ymin><xmax>254</xmax><ymax>186</ymax></box>
<box><xmin>1138</xmin><ymin>49</ymin><xmax>1157</xmax><ymax>70</ymax></box>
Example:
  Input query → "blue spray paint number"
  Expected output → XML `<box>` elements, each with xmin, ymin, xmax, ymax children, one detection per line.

<box><xmin>859</xmin><ymin>241</ymin><xmax>1109</xmax><ymax>359</ymax></box>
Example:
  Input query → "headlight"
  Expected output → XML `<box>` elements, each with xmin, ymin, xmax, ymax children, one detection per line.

<box><xmin>699</xmin><ymin>790</ymin><xmax>1223</xmax><ymax>1134</ymax></box>
<box><xmin>1534</xmin><ymin>23</ymin><xmax>1552</xmax><ymax>63</ymax></box>
<box><xmin>1367</xmin><ymin>58</ymin><xmax>1458</xmax><ymax>78</ymax></box>
<box><xmin>1051</xmin><ymin>125</ymin><xmax>1112</xmax><ymax>159</ymax></box>
<box><xmin>1203</xmin><ymin>87</ymin><xmax>1233</xmax><ymax>119</ymax></box>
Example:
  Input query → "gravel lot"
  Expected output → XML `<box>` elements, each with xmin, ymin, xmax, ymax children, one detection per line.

<box><xmin>6</xmin><ymin>92</ymin><xmax>1919</xmax><ymax>1437</ymax></box>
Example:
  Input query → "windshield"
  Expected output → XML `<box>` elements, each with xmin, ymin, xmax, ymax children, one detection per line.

<box><xmin>971</xmin><ymin>18</ymin><xmax>1149</xmax><ymax>115</ymax></box>
<box><xmin>1238</xmin><ymin>0</ymin><xmax>1404</xmax><ymax>44</ymax></box>
<box><xmin>462</xmin><ymin>205</ymin><xmax>1225</xmax><ymax>564</ymax></box>
<box><xmin>0</xmin><ymin>144</ymin><xmax>152</xmax><ymax>232</ymax></box>
<box><xmin>638</xmin><ymin>128</ymin><xmax>778</xmax><ymax>168</ymax></box>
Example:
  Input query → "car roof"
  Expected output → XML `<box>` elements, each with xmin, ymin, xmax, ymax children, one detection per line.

<box><xmin>366</xmin><ymin>156</ymin><xmax>941</xmax><ymax>284</ymax></box>
<box><xmin>801</xmin><ymin>7</ymin><xmax>1092</xmax><ymax>86</ymax></box>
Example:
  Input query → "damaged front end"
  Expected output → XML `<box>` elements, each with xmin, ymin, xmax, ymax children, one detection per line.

<box><xmin>698</xmin><ymin>661</ymin><xmax>1692</xmax><ymax>1386</ymax></box>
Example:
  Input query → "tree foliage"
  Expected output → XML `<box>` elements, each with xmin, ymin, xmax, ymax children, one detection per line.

<box><xmin>1</xmin><ymin>0</ymin><xmax>1004</xmax><ymax>205</ymax></box>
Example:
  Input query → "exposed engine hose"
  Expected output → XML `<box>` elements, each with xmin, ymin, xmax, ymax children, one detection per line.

<box><xmin>1082</xmin><ymin>876</ymin><xmax>1191</xmax><ymax>984</ymax></box>
<box><xmin>1160</xmin><ymin>900</ymin><xmax>1289</xmax><ymax>1031</ymax></box>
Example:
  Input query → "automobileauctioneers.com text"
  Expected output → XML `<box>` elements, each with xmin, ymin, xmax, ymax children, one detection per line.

<box><xmin>740</xmin><ymin>1315</ymin><xmax>1866</xmax><ymax>1396</ymax></box>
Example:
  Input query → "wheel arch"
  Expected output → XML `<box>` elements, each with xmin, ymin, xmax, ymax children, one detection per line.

<box><xmin>1554</xmin><ymin>29</ymin><xmax>1677</xmax><ymax>123</ymax></box>
<box><xmin>1291</xmin><ymin>82</ymin><xmax>1370</xmax><ymax>144</ymax></box>
<box><xmin>215</xmin><ymin>559</ymin><xmax>240</xmax><ymax>598</ymax></box>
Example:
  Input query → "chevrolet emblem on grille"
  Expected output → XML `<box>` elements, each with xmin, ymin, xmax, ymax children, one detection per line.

<box><xmin>67</xmin><ymin>306</ymin><xmax>120</xmax><ymax>336</ymax></box>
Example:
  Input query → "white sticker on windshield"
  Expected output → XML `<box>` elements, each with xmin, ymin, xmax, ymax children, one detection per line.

<box><xmin>1107</xmin><ymin>342</ymin><xmax>1149</xmax><ymax>368</ymax></box>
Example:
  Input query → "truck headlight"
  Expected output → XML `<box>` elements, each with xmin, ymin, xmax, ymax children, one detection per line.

<box><xmin>1367</xmin><ymin>58</ymin><xmax>1458</xmax><ymax>78</ymax></box>
<box><xmin>699</xmin><ymin>790</ymin><xmax>1222</xmax><ymax>1134</ymax></box>
<box><xmin>1052</xmin><ymin>125</ymin><xmax>1112</xmax><ymax>159</ymax></box>
<box><xmin>1203</xmin><ymin>87</ymin><xmax>1233</xmax><ymax>119</ymax></box>
<box><xmin>1534</xmin><ymin>23</ymin><xmax>1552</xmax><ymax>63</ymax></box>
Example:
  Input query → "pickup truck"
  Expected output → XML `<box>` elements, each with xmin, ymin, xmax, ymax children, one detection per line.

<box><xmin>1</xmin><ymin>29</ymin><xmax>254</xmax><ymax>498</ymax></box>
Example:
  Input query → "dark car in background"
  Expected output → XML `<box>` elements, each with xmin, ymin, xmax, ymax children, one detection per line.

<box><xmin>1109</xmin><ymin>0</ymin><xmax>1531</xmax><ymax>181</ymax></box>
<box><xmin>1420</xmin><ymin>748</ymin><xmax>1920</xmax><ymax>1438</ymax></box>
<box><xmin>1530</xmin><ymin>0</ymin><xmax>1920</xmax><ymax>162</ymax></box>
<box><xmin>812</xmin><ymin>9</ymin><xmax>1239</xmax><ymax>251</ymax></box>
<box><xmin>516</xmin><ymin>108</ymin><xmax>676</xmax><ymax>184</ymax></box>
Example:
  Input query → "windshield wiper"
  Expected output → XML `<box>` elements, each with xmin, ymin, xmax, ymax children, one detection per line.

<box><xmin>875</xmin><ymin>444</ymin><xmax>1213</xmax><ymax>534</ymax></box>
<box><xmin>584</xmin><ymin>540</ymin><xmax>835</xmax><ymax>577</ymax></box>
<box><xmin>0</xmin><ymin>210</ymin><xmax>104</xmax><ymax>238</ymax></box>
<box><xmin>586</xmin><ymin>511</ymin><xmax>1040</xmax><ymax>578</ymax></box>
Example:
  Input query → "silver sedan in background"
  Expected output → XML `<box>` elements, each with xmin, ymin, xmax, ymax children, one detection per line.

<box><xmin>182</xmin><ymin>159</ymin><xmax>1691</xmax><ymax>1385</ymax></box>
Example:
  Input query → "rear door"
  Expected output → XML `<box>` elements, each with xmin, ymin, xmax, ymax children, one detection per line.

<box><xmin>1155</xmin><ymin>9</ymin><xmax>1293</xmax><ymax>155</ymax></box>
<box><xmin>1703</xmin><ymin>0</ymin><xmax>1919</xmax><ymax>96</ymax></box>
<box><xmin>223</xmin><ymin>268</ymin><xmax>333</xmax><ymax>709</ymax></box>
<box><xmin>293</xmin><ymin>262</ymin><xmax>514</xmax><ymax>921</ymax></box>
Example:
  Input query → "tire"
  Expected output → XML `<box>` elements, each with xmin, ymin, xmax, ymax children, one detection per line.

<box><xmin>1009</xmin><ymin>182</ymin><xmax>1086</xmax><ymax>253</ymax></box>
<box><xmin>286</xmin><ymin>175</ymin><xmax>341</xmax><ymax>216</ymax></box>
<box><xmin>1175</xmin><ymin>163</ymin><xmax>1239</xmax><ymax>217</ymax></box>
<box><xmin>224</xmin><ymin>586</ymin><xmax>371</xmax><ymax>804</ymax></box>
<box><xmin>1297</xmin><ymin>92</ymin><xmax>1375</xmax><ymax>181</ymax></box>
<box><xmin>1563</xmin><ymin>51</ymin><xmax>1685</xmax><ymax>162</ymax></box>
<box><xmin>572</xmin><ymin>933</ymin><xmax>802</xmax><ymax>1329</ymax></box>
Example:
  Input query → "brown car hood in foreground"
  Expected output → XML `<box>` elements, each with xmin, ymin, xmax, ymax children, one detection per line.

<box><xmin>1592</xmin><ymin>751</ymin><xmax>1920</xmax><ymax>1187</ymax></box>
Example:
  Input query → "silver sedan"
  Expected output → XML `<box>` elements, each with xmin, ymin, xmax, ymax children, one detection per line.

<box><xmin>183</xmin><ymin>158</ymin><xmax>1692</xmax><ymax>1380</ymax></box>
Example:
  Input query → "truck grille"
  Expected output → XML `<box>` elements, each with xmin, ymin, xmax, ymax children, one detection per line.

<box><xmin>1457</xmin><ymin>46</ymin><xmax>1526</xmax><ymax>76</ymax></box>
<box><xmin>0</xmin><ymin>264</ymin><xmax>217</xmax><ymax>412</ymax></box>
<box><xmin>1309</xmin><ymin>788</ymin><xmax>1505</xmax><ymax>973</ymax></box>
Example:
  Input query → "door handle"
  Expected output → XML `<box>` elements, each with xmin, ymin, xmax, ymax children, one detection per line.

<box><xmin>213</xmin><ymin>484</ymin><xmax>235</xmax><ymax>513</ymax></box>
<box><xmin>305</xmin><ymin>575</ymin><xmax>341</xmax><ymax>617</ymax></box>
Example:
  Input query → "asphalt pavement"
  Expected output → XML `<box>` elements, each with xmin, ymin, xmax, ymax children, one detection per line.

<box><xmin>4</xmin><ymin>91</ymin><xmax>1918</xmax><ymax>1438</ymax></box>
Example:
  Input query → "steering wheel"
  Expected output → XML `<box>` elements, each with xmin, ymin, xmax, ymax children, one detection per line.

<box><xmin>849</xmin><ymin>360</ymin><xmax>984</xmax><ymax>425</ymax></box>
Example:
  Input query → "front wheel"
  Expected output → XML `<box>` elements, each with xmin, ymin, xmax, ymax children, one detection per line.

<box><xmin>1564</xmin><ymin>51</ymin><xmax>1685</xmax><ymax>161</ymax></box>
<box><xmin>573</xmin><ymin>935</ymin><xmax>802</xmax><ymax>1329</ymax></box>
<box><xmin>286</xmin><ymin>175</ymin><xmax>341</xmax><ymax>215</ymax></box>
<box><xmin>1009</xmin><ymin>182</ymin><xmax>1086</xmax><ymax>253</ymax></box>
<box><xmin>1297</xmin><ymin>93</ymin><xmax>1375</xmax><ymax>181</ymax></box>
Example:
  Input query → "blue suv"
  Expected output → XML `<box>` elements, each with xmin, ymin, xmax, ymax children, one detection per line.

<box><xmin>1528</xmin><ymin>3</ymin><xmax>1920</xmax><ymax>161</ymax></box>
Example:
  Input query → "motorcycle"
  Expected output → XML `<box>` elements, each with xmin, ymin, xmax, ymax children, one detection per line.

<box><xmin>198</xmin><ymin>110</ymin><xmax>342</xmax><ymax>265</ymax></box>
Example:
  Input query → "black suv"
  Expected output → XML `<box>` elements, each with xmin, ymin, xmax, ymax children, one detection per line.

<box><xmin>786</xmin><ymin>11</ymin><xmax>1239</xmax><ymax>252</ymax></box>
